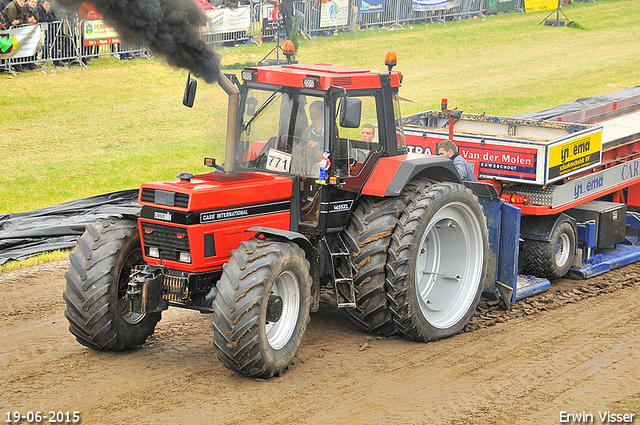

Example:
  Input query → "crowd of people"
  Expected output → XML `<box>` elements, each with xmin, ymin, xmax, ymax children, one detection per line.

<box><xmin>1</xmin><ymin>0</ymin><xmax>496</xmax><ymax>73</ymax></box>
<box><xmin>1</xmin><ymin>0</ymin><xmax>137</xmax><ymax>72</ymax></box>
<box><xmin>1</xmin><ymin>0</ymin><xmax>309</xmax><ymax>72</ymax></box>
<box><xmin>1</xmin><ymin>0</ymin><xmax>58</xmax><ymax>70</ymax></box>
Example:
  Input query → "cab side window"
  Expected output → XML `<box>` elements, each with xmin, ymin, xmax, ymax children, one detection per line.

<box><xmin>393</xmin><ymin>94</ymin><xmax>407</xmax><ymax>152</ymax></box>
<box><xmin>334</xmin><ymin>95</ymin><xmax>380</xmax><ymax>177</ymax></box>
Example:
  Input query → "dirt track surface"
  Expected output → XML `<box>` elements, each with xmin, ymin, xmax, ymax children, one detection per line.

<box><xmin>2</xmin><ymin>260</ymin><xmax>640</xmax><ymax>425</ymax></box>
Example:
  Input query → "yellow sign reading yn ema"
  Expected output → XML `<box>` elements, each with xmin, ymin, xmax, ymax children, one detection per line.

<box><xmin>548</xmin><ymin>130</ymin><xmax>602</xmax><ymax>180</ymax></box>
<box><xmin>523</xmin><ymin>0</ymin><xmax>557</xmax><ymax>13</ymax></box>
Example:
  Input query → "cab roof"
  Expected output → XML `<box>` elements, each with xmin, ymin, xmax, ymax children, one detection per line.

<box><xmin>243</xmin><ymin>63</ymin><xmax>402</xmax><ymax>91</ymax></box>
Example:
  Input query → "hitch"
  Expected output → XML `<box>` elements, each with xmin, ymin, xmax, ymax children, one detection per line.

<box><xmin>127</xmin><ymin>266</ymin><xmax>169</xmax><ymax>315</ymax></box>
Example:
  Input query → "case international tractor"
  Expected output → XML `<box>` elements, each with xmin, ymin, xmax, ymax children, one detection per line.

<box><xmin>63</xmin><ymin>50</ymin><xmax>509</xmax><ymax>378</ymax></box>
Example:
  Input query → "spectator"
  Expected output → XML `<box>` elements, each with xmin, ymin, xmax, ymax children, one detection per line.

<box><xmin>209</xmin><ymin>0</ymin><xmax>240</xmax><ymax>9</ymax></box>
<box><xmin>278</xmin><ymin>0</ymin><xmax>303</xmax><ymax>36</ymax></box>
<box><xmin>280</xmin><ymin>0</ymin><xmax>294</xmax><ymax>38</ymax></box>
<box><xmin>0</xmin><ymin>0</ymin><xmax>11</xmax><ymax>16</ymax></box>
<box><xmin>438</xmin><ymin>139</ymin><xmax>478</xmax><ymax>182</ymax></box>
<box><xmin>36</xmin><ymin>0</ymin><xmax>55</xmax><ymax>22</ymax></box>
<box><xmin>21</xmin><ymin>0</ymin><xmax>38</xmax><ymax>23</ymax></box>
<box><xmin>292</xmin><ymin>0</ymin><xmax>304</xmax><ymax>33</ymax></box>
<box><xmin>3</xmin><ymin>0</ymin><xmax>26</xmax><ymax>27</ymax></box>
<box><xmin>77</xmin><ymin>1</ymin><xmax>100</xmax><ymax>63</ymax></box>
<box><xmin>19</xmin><ymin>0</ymin><xmax>39</xmax><ymax>69</ymax></box>
<box><xmin>194</xmin><ymin>0</ymin><xmax>213</xmax><ymax>8</ymax></box>
<box><xmin>78</xmin><ymin>0</ymin><xmax>99</xmax><ymax>19</ymax></box>
<box><xmin>37</xmin><ymin>0</ymin><xmax>61</xmax><ymax>66</ymax></box>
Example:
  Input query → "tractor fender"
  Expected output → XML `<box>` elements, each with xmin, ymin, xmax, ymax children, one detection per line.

<box><xmin>520</xmin><ymin>213</ymin><xmax>577</xmax><ymax>242</ymax></box>
<box><xmin>247</xmin><ymin>226</ymin><xmax>320</xmax><ymax>311</ymax></box>
<box><xmin>361</xmin><ymin>155</ymin><xmax>462</xmax><ymax>197</ymax></box>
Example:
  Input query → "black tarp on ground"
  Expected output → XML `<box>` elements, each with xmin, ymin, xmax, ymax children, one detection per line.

<box><xmin>512</xmin><ymin>85</ymin><xmax>640</xmax><ymax>121</ymax></box>
<box><xmin>0</xmin><ymin>190</ymin><xmax>140</xmax><ymax>265</ymax></box>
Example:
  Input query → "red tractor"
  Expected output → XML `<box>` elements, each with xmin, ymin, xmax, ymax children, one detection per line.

<box><xmin>63</xmin><ymin>53</ymin><xmax>491</xmax><ymax>378</ymax></box>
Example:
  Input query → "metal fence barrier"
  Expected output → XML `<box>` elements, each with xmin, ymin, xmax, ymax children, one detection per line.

<box><xmin>1</xmin><ymin>19</ymin><xmax>150</xmax><ymax>75</ymax></box>
<box><xmin>2</xmin><ymin>0</ymin><xmax>519</xmax><ymax>75</ymax></box>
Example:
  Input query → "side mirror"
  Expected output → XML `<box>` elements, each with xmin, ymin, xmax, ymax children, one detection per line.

<box><xmin>183</xmin><ymin>73</ymin><xmax>197</xmax><ymax>108</ymax></box>
<box><xmin>339</xmin><ymin>97</ymin><xmax>362</xmax><ymax>129</ymax></box>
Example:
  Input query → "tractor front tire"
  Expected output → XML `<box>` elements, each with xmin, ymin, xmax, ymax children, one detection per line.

<box><xmin>63</xmin><ymin>218</ymin><xmax>161</xmax><ymax>351</ymax></box>
<box><xmin>387</xmin><ymin>181</ymin><xmax>489</xmax><ymax>342</ymax></box>
<box><xmin>212</xmin><ymin>239</ymin><xmax>312</xmax><ymax>378</ymax></box>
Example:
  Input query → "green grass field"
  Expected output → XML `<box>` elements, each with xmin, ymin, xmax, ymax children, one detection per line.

<box><xmin>2</xmin><ymin>0</ymin><xmax>639</xmax><ymax>215</ymax></box>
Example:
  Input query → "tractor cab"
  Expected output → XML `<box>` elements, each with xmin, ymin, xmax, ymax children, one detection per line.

<box><xmin>227</xmin><ymin>60</ymin><xmax>407</xmax><ymax>233</ymax></box>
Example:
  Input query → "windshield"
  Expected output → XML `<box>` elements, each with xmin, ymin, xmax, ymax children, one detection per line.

<box><xmin>236</xmin><ymin>88</ymin><xmax>326</xmax><ymax>178</ymax></box>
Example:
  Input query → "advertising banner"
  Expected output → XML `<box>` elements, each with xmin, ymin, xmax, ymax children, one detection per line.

<box><xmin>83</xmin><ymin>19</ymin><xmax>120</xmax><ymax>46</ymax></box>
<box><xmin>359</xmin><ymin>0</ymin><xmax>386</xmax><ymax>14</ymax></box>
<box><xmin>547</xmin><ymin>130</ymin><xmax>602</xmax><ymax>182</ymax></box>
<box><xmin>412</xmin><ymin>0</ymin><xmax>461</xmax><ymax>12</ymax></box>
<box><xmin>201</xmin><ymin>6</ymin><xmax>251</xmax><ymax>34</ymax></box>
<box><xmin>486</xmin><ymin>0</ymin><xmax>517</xmax><ymax>14</ymax></box>
<box><xmin>320</xmin><ymin>0</ymin><xmax>349</xmax><ymax>28</ymax></box>
<box><xmin>0</xmin><ymin>24</ymin><xmax>41</xmax><ymax>59</ymax></box>
<box><xmin>404</xmin><ymin>135</ymin><xmax>542</xmax><ymax>183</ymax></box>
<box><xmin>523</xmin><ymin>0</ymin><xmax>557</xmax><ymax>13</ymax></box>
<box><xmin>459</xmin><ymin>142</ymin><xmax>539</xmax><ymax>182</ymax></box>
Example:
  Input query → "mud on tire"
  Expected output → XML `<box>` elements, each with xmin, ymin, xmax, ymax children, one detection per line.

<box><xmin>211</xmin><ymin>238</ymin><xmax>312</xmax><ymax>378</ymax></box>
<box><xmin>340</xmin><ymin>194</ymin><xmax>413</xmax><ymax>336</ymax></box>
<box><xmin>63</xmin><ymin>218</ymin><xmax>161</xmax><ymax>351</ymax></box>
<box><xmin>386</xmin><ymin>180</ymin><xmax>489</xmax><ymax>342</ymax></box>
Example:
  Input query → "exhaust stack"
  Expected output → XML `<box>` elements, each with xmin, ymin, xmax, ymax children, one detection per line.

<box><xmin>218</xmin><ymin>71</ymin><xmax>240</xmax><ymax>173</ymax></box>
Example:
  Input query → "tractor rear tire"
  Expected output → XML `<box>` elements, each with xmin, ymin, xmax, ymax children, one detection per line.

<box><xmin>212</xmin><ymin>239</ymin><xmax>312</xmax><ymax>378</ymax></box>
<box><xmin>63</xmin><ymin>218</ymin><xmax>161</xmax><ymax>350</ymax></box>
<box><xmin>387</xmin><ymin>181</ymin><xmax>489</xmax><ymax>342</ymax></box>
<box><xmin>522</xmin><ymin>220</ymin><xmax>576</xmax><ymax>280</ymax></box>
<box><xmin>341</xmin><ymin>195</ymin><xmax>410</xmax><ymax>336</ymax></box>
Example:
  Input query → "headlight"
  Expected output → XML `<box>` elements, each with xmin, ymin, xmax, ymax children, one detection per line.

<box><xmin>303</xmin><ymin>76</ymin><xmax>319</xmax><ymax>88</ymax></box>
<box><xmin>148</xmin><ymin>247</ymin><xmax>160</xmax><ymax>258</ymax></box>
<box><xmin>179</xmin><ymin>252</ymin><xmax>191</xmax><ymax>263</ymax></box>
<box><xmin>241</xmin><ymin>69</ymin><xmax>257</xmax><ymax>81</ymax></box>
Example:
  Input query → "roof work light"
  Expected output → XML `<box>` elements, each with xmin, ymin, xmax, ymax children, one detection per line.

<box><xmin>385</xmin><ymin>51</ymin><xmax>397</xmax><ymax>73</ymax></box>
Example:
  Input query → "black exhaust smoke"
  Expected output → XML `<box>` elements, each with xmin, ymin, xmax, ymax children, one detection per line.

<box><xmin>57</xmin><ymin>0</ymin><xmax>221</xmax><ymax>83</ymax></box>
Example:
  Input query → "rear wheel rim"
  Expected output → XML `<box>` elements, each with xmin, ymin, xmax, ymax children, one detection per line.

<box><xmin>415</xmin><ymin>201</ymin><xmax>483</xmax><ymax>329</ymax></box>
<box><xmin>266</xmin><ymin>270</ymin><xmax>300</xmax><ymax>350</ymax></box>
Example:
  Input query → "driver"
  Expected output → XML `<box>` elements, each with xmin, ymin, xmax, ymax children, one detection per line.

<box><xmin>292</xmin><ymin>100</ymin><xmax>324</xmax><ymax>176</ymax></box>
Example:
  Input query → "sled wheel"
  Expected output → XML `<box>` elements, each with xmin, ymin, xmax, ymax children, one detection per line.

<box><xmin>523</xmin><ymin>219</ymin><xmax>576</xmax><ymax>280</ymax></box>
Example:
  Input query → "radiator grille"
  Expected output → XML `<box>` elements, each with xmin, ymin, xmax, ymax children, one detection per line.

<box><xmin>141</xmin><ymin>222</ymin><xmax>190</xmax><ymax>262</ymax></box>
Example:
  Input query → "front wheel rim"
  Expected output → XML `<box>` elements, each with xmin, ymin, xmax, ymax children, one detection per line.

<box><xmin>415</xmin><ymin>201</ymin><xmax>484</xmax><ymax>329</ymax></box>
<box><xmin>266</xmin><ymin>270</ymin><xmax>301</xmax><ymax>350</ymax></box>
<box><xmin>117</xmin><ymin>248</ymin><xmax>146</xmax><ymax>325</ymax></box>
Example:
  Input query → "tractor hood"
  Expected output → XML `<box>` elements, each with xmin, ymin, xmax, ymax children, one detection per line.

<box><xmin>138</xmin><ymin>171</ymin><xmax>293</xmax><ymax>212</ymax></box>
